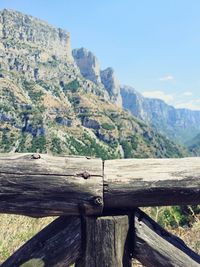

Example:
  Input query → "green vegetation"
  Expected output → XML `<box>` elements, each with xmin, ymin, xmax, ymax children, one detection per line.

<box><xmin>51</xmin><ymin>137</ymin><xmax>63</xmax><ymax>154</ymax></box>
<box><xmin>36</xmin><ymin>80</ymin><xmax>61</xmax><ymax>98</ymax></box>
<box><xmin>28</xmin><ymin>90</ymin><xmax>44</xmax><ymax>102</ymax></box>
<box><xmin>149</xmin><ymin>206</ymin><xmax>200</xmax><ymax>228</ymax></box>
<box><xmin>0</xmin><ymin>104</ymin><xmax>11</xmax><ymax>112</ymax></box>
<box><xmin>120</xmin><ymin>140</ymin><xmax>133</xmax><ymax>158</ymax></box>
<box><xmin>0</xmin><ymin>129</ymin><xmax>16</xmax><ymax>152</ymax></box>
<box><xmin>16</xmin><ymin>134</ymin><xmax>47</xmax><ymax>153</ymax></box>
<box><xmin>16</xmin><ymin>134</ymin><xmax>28</xmax><ymax>152</ymax></box>
<box><xmin>120</xmin><ymin>136</ymin><xmax>138</xmax><ymax>158</ymax></box>
<box><xmin>0</xmin><ymin>214</ymin><xmax>53</xmax><ymax>263</ymax></box>
<box><xmin>22</xmin><ymin>80</ymin><xmax>44</xmax><ymax>103</ymax></box>
<box><xmin>185</xmin><ymin>133</ymin><xmax>200</xmax><ymax>156</ymax></box>
<box><xmin>47</xmin><ymin>57</ymin><xmax>60</xmax><ymax>68</ymax></box>
<box><xmin>67</xmin><ymin>133</ymin><xmax>117</xmax><ymax>160</ymax></box>
<box><xmin>70</xmin><ymin>96</ymin><xmax>81</xmax><ymax>106</ymax></box>
<box><xmin>28</xmin><ymin>135</ymin><xmax>47</xmax><ymax>153</ymax></box>
<box><xmin>63</xmin><ymin>80</ymin><xmax>80</xmax><ymax>93</ymax></box>
<box><xmin>101</xmin><ymin>122</ymin><xmax>115</xmax><ymax>130</ymax></box>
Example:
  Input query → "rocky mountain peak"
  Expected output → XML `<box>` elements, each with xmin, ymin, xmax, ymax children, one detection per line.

<box><xmin>72</xmin><ymin>48</ymin><xmax>122</xmax><ymax>107</ymax></box>
<box><xmin>0</xmin><ymin>9</ymin><xmax>73</xmax><ymax>62</ymax></box>
<box><xmin>100</xmin><ymin>67</ymin><xmax>122</xmax><ymax>107</ymax></box>
<box><xmin>72</xmin><ymin>48</ymin><xmax>101</xmax><ymax>84</ymax></box>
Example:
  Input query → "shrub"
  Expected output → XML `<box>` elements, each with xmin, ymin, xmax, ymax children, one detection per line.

<box><xmin>51</xmin><ymin>137</ymin><xmax>63</xmax><ymax>154</ymax></box>
<box><xmin>63</xmin><ymin>80</ymin><xmax>80</xmax><ymax>93</ymax></box>
<box><xmin>28</xmin><ymin>136</ymin><xmax>47</xmax><ymax>153</ymax></box>
<box><xmin>101</xmin><ymin>123</ymin><xmax>115</xmax><ymax>131</ymax></box>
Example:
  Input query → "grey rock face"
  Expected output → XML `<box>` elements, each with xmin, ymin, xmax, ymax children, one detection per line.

<box><xmin>0</xmin><ymin>9</ymin><xmax>73</xmax><ymax>61</ymax></box>
<box><xmin>121</xmin><ymin>85</ymin><xmax>200</xmax><ymax>143</ymax></box>
<box><xmin>82</xmin><ymin>117</ymin><xmax>100</xmax><ymax>130</ymax></box>
<box><xmin>120</xmin><ymin>85</ymin><xmax>145</xmax><ymax>119</ymax></box>
<box><xmin>72</xmin><ymin>48</ymin><xmax>122</xmax><ymax>106</ymax></box>
<box><xmin>100</xmin><ymin>68</ymin><xmax>122</xmax><ymax>107</ymax></box>
<box><xmin>0</xmin><ymin>9</ymin><xmax>80</xmax><ymax>89</ymax></box>
<box><xmin>55</xmin><ymin>117</ymin><xmax>73</xmax><ymax>127</ymax></box>
<box><xmin>72</xmin><ymin>48</ymin><xmax>101</xmax><ymax>84</ymax></box>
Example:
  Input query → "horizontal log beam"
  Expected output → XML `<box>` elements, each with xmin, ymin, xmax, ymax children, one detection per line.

<box><xmin>0</xmin><ymin>154</ymin><xmax>200</xmax><ymax>216</ymax></box>
<box><xmin>1</xmin><ymin>216</ymin><xmax>82</xmax><ymax>267</ymax></box>
<box><xmin>134</xmin><ymin>209</ymin><xmax>200</xmax><ymax>267</ymax></box>
<box><xmin>104</xmin><ymin>158</ymin><xmax>200</xmax><ymax>210</ymax></box>
<box><xmin>0</xmin><ymin>154</ymin><xmax>103</xmax><ymax>217</ymax></box>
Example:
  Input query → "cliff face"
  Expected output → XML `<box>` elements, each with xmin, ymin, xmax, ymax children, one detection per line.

<box><xmin>100</xmin><ymin>67</ymin><xmax>122</xmax><ymax>107</ymax></box>
<box><xmin>0</xmin><ymin>9</ymin><xmax>73</xmax><ymax>61</ymax></box>
<box><xmin>72</xmin><ymin>48</ymin><xmax>101</xmax><ymax>84</ymax></box>
<box><xmin>72</xmin><ymin>45</ymin><xmax>200</xmax><ymax>143</ymax></box>
<box><xmin>73</xmin><ymin>48</ymin><xmax>122</xmax><ymax>107</ymax></box>
<box><xmin>0</xmin><ymin>9</ymin><xmax>185</xmax><ymax>159</ymax></box>
<box><xmin>0</xmin><ymin>9</ymin><xmax>78</xmax><ymax>85</ymax></box>
<box><xmin>121</xmin><ymin>85</ymin><xmax>200</xmax><ymax>143</ymax></box>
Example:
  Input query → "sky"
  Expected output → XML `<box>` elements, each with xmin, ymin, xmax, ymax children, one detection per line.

<box><xmin>0</xmin><ymin>0</ymin><xmax>200</xmax><ymax>110</ymax></box>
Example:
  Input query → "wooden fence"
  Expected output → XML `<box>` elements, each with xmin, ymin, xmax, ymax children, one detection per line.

<box><xmin>0</xmin><ymin>153</ymin><xmax>200</xmax><ymax>266</ymax></box>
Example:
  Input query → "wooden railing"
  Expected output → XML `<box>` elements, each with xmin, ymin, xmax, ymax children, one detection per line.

<box><xmin>0</xmin><ymin>153</ymin><xmax>200</xmax><ymax>266</ymax></box>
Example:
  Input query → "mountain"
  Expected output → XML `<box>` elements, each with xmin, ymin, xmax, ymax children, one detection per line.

<box><xmin>121</xmin><ymin>85</ymin><xmax>200</xmax><ymax>144</ymax></box>
<box><xmin>73</xmin><ymin>48</ymin><xmax>122</xmax><ymax>107</ymax></box>
<box><xmin>0</xmin><ymin>9</ymin><xmax>186</xmax><ymax>159</ymax></box>
<box><xmin>72</xmin><ymin>47</ymin><xmax>200</xmax><ymax>145</ymax></box>
<box><xmin>72</xmin><ymin>48</ymin><xmax>101</xmax><ymax>84</ymax></box>
<box><xmin>185</xmin><ymin>133</ymin><xmax>200</xmax><ymax>155</ymax></box>
<box><xmin>100</xmin><ymin>67</ymin><xmax>122</xmax><ymax>107</ymax></box>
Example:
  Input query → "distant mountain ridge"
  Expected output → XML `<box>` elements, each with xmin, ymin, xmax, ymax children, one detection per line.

<box><xmin>72</xmin><ymin>47</ymin><xmax>200</xmax><ymax>144</ymax></box>
<box><xmin>185</xmin><ymin>133</ymin><xmax>200</xmax><ymax>155</ymax></box>
<box><xmin>120</xmin><ymin>86</ymin><xmax>200</xmax><ymax>144</ymax></box>
<box><xmin>0</xmin><ymin>9</ymin><xmax>185</xmax><ymax>159</ymax></box>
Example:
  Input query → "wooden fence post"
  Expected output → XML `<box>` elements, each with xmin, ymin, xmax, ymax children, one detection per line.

<box><xmin>76</xmin><ymin>215</ymin><xmax>132</xmax><ymax>267</ymax></box>
<box><xmin>133</xmin><ymin>209</ymin><xmax>200</xmax><ymax>267</ymax></box>
<box><xmin>1</xmin><ymin>216</ymin><xmax>82</xmax><ymax>267</ymax></box>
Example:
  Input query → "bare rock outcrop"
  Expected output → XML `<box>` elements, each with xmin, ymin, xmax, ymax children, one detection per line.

<box><xmin>0</xmin><ymin>9</ymin><xmax>73</xmax><ymax>61</ymax></box>
<box><xmin>72</xmin><ymin>48</ymin><xmax>101</xmax><ymax>84</ymax></box>
<box><xmin>100</xmin><ymin>67</ymin><xmax>122</xmax><ymax>107</ymax></box>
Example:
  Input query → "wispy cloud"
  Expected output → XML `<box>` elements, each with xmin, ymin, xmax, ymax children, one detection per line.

<box><xmin>142</xmin><ymin>90</ymin><xmax>174</xmax><ymax>103</ymax></box>
<box><xmin>159</xmin><ymin>75</ymin><xmax>174</xmax><ymax>81</ymax></box>
<box><xmin>175</xmin><ymin>99</ymin><xmax>200</xmax><ymax>110</ymax></box>
<box><xmin>141</xmin><ymin>90</ymin><xmax>199</xmax><ymax>110</ymax></box>
<box><xmin>182</xmin><ymin>91</ymin><xmax>193</xmax><ymax>96</ymax></box>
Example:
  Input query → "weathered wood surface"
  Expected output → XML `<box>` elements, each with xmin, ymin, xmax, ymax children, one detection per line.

<box><xmin>1</xmin><ymin>155</ymin><xmax>200</xmax><ymax>217</ymax></box>
<box><xmin>0</xmin><ymin>154</ymin><xmax>103</xmax><ymax>217</ymax></box>
<box><xmin>104</xmin><ymin>158</ymin><xmax>200</xmax><ymax>209</ymax></box>
<box><xmin>134</xmin><ymin>209</ymin><xmax>200</xmax><ymax>267</ymax></box>
<box><xmin>1</xmin><ymin>216</ymin><xmax>82</xmax><ymax>267</ymax></box>
<box><xmin>76</xmin><ymin>215</ymin><xmax>132</xmax><ymax>267</ymax></box>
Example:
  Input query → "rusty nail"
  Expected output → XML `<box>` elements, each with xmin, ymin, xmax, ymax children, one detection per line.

<box><xmin>31</xmin><ymin>153</ymin><xmax>41</xmax><ymax>159</ymax></box>
<box><xmin>82</xmin><ymin>171</ymin><xmax>90</xmax><ymax>179</ymax></box>
<box><xmin>93</xmin><ymin>196</ymin><xmax>103</xmax><ymax>206</ymax></box>
<box><xmin>77</xmin><ymin>171</ymin><xmax>90</xmax><ymax>179</ymax></box>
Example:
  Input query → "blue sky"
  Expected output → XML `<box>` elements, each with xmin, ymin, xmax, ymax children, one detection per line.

<box><xmin>1</xmin><ymin>0</ymin><xmax>200</xmax><ymax>109</ymax></box>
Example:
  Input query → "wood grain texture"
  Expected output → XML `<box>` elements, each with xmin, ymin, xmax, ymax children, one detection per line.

<box><xmin>1</xmin><ymin>216</ymin><xmax>82</xmax><ymax>267</ymax></box>
<box><xmin>76</xmin><ymin>216</ymin><xmax>132</xmax><ymax>267</ymax></box>
<box><xmin>104</xmin><ymin>158</ymin><xmax>200</xmax><ymax>209</ymax></box>
<box><xmin>134</xmin><ymin>209</ymin><xmax>200</xmax><ymax>267</ymax></box>
<box><xmin>0</xmin><ymin>154</ymin><xmax>103</xmax><ymax>217</ymax></box>
<box><xmin>1</xmin><ymin>154</ymin><xmax>200</xmax><ymax>217</ymax></box>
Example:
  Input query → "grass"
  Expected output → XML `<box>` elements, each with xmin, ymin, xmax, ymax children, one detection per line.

<box><xmin>0</xmin><ymin>213</ymin><xmax>199</xmax><ymax>264</ymax></box>
<box><xmin>0</xmin><ymin>214</ymin><xmax>54</xmax><ymax>263</ymax></box>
